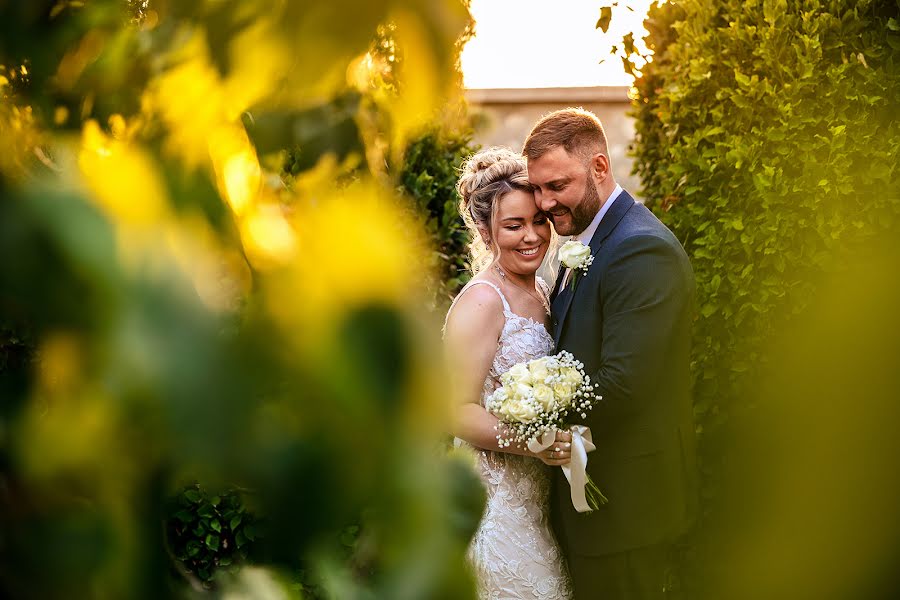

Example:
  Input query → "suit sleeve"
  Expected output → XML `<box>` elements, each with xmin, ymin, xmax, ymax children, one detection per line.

<box><xmin>591</xmin><ymin>233</ymin><xmax>691</xmax><ymax>417</ymax></box>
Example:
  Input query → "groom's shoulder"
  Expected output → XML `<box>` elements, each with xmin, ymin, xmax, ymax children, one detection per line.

<box><xmin>619</xmin><ymin>202</ymin><xmax>683</xmax><ymax>246</ymax></box>
<box><xmin>607</xmin><ymin>215</ymin><xmax>687</xmax><ymax>267</ymax></box>
<box><xmin>612</xmin><ymin>204</ymin><xmax>668</xmax><ymax>244</ymax></box>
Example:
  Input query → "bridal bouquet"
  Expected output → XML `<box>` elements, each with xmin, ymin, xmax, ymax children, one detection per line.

<box><xmin>485</xmin><ymin>351</ymin><xmax>608</xmax><ymax>511</ymax></box>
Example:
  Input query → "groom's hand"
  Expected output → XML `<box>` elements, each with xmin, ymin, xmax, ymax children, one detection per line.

<box><xmin>536</xmin><ymin>430</ymin><xmax>572</xmax><ymax>466</ymax></box>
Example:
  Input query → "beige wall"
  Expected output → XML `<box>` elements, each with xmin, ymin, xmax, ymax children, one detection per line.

<box><xmin>465</xmin><ymin>87</ymin><xmax>641</xmax><ymax>199</ymax></box>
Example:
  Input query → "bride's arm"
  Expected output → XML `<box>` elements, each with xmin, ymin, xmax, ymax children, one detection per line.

<box><xmin>444</xmin><ymin>285</ymin><xmax>570</xmax><ymax>463</ymax></box>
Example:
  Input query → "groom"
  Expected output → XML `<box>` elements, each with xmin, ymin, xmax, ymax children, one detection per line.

<box><xmin>524</xmin><ymin>108</ymin><xmax>697</xmax><ymax>599</ymax></box>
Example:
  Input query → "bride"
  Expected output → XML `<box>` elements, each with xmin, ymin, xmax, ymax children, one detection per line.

<box><xmin>443</xmin><ymin>147</ymin><xmax>574</xmax><ymax>599</ymax></box>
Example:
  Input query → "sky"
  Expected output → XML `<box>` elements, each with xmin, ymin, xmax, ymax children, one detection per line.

<box><xmin>460</xmin><ymin>0</ymin><xmax>655</xmax><ymax>89</ymax></box>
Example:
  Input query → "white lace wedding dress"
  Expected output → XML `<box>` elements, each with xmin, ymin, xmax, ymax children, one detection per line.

<box><xmin>447</xmin><ymin>279</ymin><xmax>573</xmax><ymax>600</ymax></box>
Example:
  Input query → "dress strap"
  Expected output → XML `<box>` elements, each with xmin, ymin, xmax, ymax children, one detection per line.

<box><xmin>442</xmin><ymin>279</ymin><xmax>511</xmax><ymax>337</ymax></box>
<box><xmin>463</xmin><ymin>280</ymin><xmax>512</xmax><ymax>313</ymax></box>
<box><xmin>536</xmin><ymin>276</ymin><xmax>551</xmax><ymax>303</ymax></box>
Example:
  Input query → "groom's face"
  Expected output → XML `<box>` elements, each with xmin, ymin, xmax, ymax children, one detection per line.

<box><xmin>527</xmin><ymin>146</ymin><xmax>601</xmax><ymax>237</ymax></box>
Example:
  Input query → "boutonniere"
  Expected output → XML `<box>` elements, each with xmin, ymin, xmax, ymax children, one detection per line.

<box><xmin>558</xmin><ymin>240</ymin><xmax>594</xmax><ymax>291</ymax></box>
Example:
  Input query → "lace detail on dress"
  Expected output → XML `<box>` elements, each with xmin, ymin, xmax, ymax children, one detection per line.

<box><xmin>448</xmin><ymin>278</ymin><xmax>573</xmax><ymax>600</ymax></box>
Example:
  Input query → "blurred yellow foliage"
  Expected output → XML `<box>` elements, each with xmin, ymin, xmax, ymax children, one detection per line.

<box><xmin>1</xmin><ymin>2</ymin><xmax>481</xmax><ymax>596</ymax></box>
<box><xmin>78</xmin><ymin>118</ymin><xmax>170</xmax><ymax>227</ymax></box>
<box><xmin>240</xmin><ymin>201</ymin><xmax>298</xmax><ymax>268</ymax></box>
<box><xmin>263</xmin><ymin>176</ymin><xmax>430</xmax><ymax>345</ymax></box>
<box><xmin>210</xmin><ymin>126</ymin><xmax>262</xmax><ymax>217</ymax></box>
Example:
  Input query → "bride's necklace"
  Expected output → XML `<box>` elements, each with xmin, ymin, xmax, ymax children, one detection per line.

<box><xmin>494</xmin><ymin>264</ymin><xmax>551</xmax><ymax>316</ymax></box>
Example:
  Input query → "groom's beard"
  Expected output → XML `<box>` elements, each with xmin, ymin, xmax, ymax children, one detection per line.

<box><xmin>563</xmin><ymin>179</ymin><xmax>601</xmax><ymax>236</ymax></box>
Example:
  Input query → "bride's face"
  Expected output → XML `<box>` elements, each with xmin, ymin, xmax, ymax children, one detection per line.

<box><xmin>492</xmin><ymin>189</ymin><xmax>551</xmax><ymax>276</ymax></box>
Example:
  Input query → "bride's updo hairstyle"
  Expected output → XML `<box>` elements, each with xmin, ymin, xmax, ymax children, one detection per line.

<box><xmin>457</xmin><ymin>147</ymin><xmax>533</xmax><ymax>274</ymax></box>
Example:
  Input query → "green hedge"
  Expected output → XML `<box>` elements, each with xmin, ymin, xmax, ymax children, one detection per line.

<box><xmin>399</xmin><ymin>127</ymin><xmax>479</xmax><ymax>305</ymax></box>
<box><xmin>628</xmin><ymin>0</ymin><xmax>900</xmax><ymax>593</ymax></box>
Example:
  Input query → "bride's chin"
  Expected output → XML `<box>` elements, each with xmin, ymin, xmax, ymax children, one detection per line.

<box><xmin>501</xmin><ymin>258</ymin><xmax>543</xmax><ymax>277</ymax></box>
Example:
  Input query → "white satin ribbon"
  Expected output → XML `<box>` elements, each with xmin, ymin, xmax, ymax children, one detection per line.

<box><xmin>527</xmin><ymin>425</ymin><xmax>597</xmax><ymax>513</ymax></box>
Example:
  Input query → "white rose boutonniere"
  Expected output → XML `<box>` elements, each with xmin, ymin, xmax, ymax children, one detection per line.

<box><xmin>558</xmin><ymin>240</ymin><xmax>594</xmax><ymax>291</ymax></box>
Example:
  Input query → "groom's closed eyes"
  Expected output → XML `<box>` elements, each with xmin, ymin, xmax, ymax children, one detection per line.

<box><xmin>533</xmin><ymin>177</ymin><xmax>572</xmax><ymax>194</ymax></box>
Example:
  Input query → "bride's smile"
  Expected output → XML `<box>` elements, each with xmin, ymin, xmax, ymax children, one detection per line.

<box><xmin>493</xmin><ymin>188</ymin><xmax>552</xmax><ymax>276</ymax></box>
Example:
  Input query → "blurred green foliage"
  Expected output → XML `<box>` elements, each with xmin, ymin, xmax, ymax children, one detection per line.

<box><xmin>626</xmin><ymin>0</ymin><xmax>900</xmax><ymax>596</ymax></box>
<box><xmin>0</xmin><ymin>1</ymin><xmax>484</xmax><ymax>599</ymax></box>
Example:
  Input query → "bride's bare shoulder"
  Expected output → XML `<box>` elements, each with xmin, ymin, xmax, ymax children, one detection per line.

<box><xmin>445</xmin><ymin>281</ymin><xmax>505</xmax><ymax>338</ymax></box>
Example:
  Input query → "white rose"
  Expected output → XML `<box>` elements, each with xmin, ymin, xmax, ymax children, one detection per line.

<box><xmin>505</xmin><ymin>398</ymin><xmax>538</xmax><ymax>423</ymax></box>
<box><xmin>561</xmin><ymin>367</ymin><xmax>584</xmax><ymax>388</ymax></box>
<box><xmin>552</xmin><ymin>381</ymin><xmax>576</xmax><ymax>404</ymax></box>
<box><xmin>512</xmin><ymin>382</ymin><xmax>534</xmax><ymax>401</ymax></box>
<box><xmin>504</xmin><ymin>363</ymin><xmax>531</xmax><ymax>384</ymax></box>
<box><xmin>528</xmin><ymin>358</ymin><xmax>551</xmax><ymax>383</ymax></box>
<box><xmin>532</xmin><ymin>383</ymin><xmax>557</xmax><ymax>412</ymax></box>
<box><xmin>558</xmin><ymin>240</ymin><xmax>592</xmax><ymax>268</ymax></box>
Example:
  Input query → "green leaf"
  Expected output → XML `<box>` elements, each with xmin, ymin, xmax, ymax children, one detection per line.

<box><xmin>887</xmin><ymin>18</ymin><xmax>900</xmax><ymax>31</ymax></box>
<box><xmin>173</xmin><ymin>510</ymin><xmax>194</xmax><ymax>523</ymax></box>
<box><xmin>205</xmin><ymin>534</ymin><xmax>219</xmax><ymax>551</ymax></box>
<box><xmin>184</xmin><ymin>490</ymin><xmax>202</xmax><ymax>503</ymax></box>
<box><xmin>734</xmin><ymin>70</ymin><xmax>750</xmax><ymax>86</ymax></box>
<box><xmin>230</xmin><ymin>515</ymin><xmax>243</xmax><ymax>530</ymax></box>
<box><xmin>210</xmin><ymin>519</ymin><xmax>222</xmax><ymax>533</ymax></box>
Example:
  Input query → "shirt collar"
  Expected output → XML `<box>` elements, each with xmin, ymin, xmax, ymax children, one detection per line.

<box><xmin>574</xmin><ymin>184</ymin><xmax>623</xmax><ymax>246</ymax></box>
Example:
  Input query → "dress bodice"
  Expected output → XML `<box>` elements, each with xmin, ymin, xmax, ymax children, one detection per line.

<box><xmin>472</xmin><ymin>279</ymin><xmax>555</xmax><ymax>404</ymax></box>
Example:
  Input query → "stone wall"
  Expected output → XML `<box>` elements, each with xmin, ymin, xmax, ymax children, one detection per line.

<box><xmin>465</xmin><ymin>87</ymin><xmax>640</xmax><ymax>199</ymax></box>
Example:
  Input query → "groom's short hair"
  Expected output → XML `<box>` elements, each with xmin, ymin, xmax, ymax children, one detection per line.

<box><xmin>523</xmin><ymin>107</ymin><xmax>608</xmax><ymax>164</ymax></box>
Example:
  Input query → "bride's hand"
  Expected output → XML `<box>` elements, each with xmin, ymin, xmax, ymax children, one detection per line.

<box><xmin>535</xmin><ymin>430</ymin><xmax>572</xmax><ymax>466</ymax></box>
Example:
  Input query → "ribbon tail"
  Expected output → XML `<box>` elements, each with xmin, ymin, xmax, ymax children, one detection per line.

<box><xmin>561</xmin><ymin>425</ymin><xmax>597</xmax><ymax>513</ymax></box>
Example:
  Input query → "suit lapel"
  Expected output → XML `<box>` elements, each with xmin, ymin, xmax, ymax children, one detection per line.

<box><xmin>551</xmin><ymin>191</ymin><xmax>637</xmax><ymax>343</ymax></box>
<box><xmin>549</xmin><ymin>263</ymin><xmax>566</xmax><ymax>303</ymax></box>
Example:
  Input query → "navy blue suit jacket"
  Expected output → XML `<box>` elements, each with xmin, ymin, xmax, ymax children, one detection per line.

<box><xmin>549</xmin><ymin>190</ymin><xmax>698</xmax><ymax>556</ymax></box>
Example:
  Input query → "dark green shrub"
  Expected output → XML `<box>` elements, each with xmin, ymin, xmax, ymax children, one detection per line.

<box><xmin>166</xmin><ymin>485</ymin><xmax>258</xmax><ymax>587</ymax></box>
<box><xmin>627</xmin><ymin>0</ymin><xmax>900</xmax><ymax>593</ymax></box>
<box><xmin>399</xmin><ymin>127</ymin><xmax>479</xmax><ymax>305</ymax></box>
